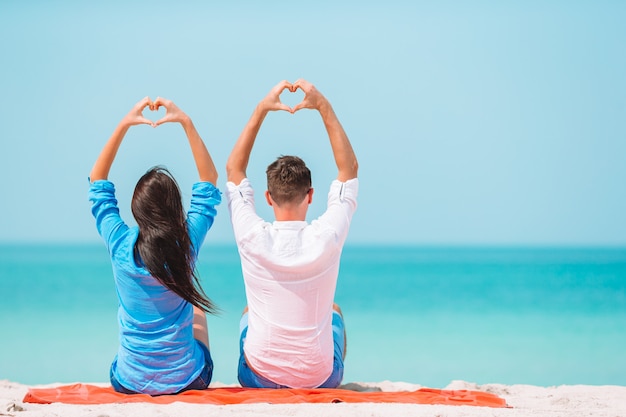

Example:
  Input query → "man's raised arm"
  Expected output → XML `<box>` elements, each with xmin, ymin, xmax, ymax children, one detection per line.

<box><xmin>292</xmin><ymin>79</ymin><xmax>358</xmax><ymax>182</ymax></box>
<box><xmin>226</xmin><ymin>80</ymin><xmax>293</xmax><ymax>185</ymax></box>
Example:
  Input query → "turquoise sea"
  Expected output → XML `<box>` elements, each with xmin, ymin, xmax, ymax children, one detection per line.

<box><xmin>1</xmin><ymin>244</ymin><xmax>625</xmax><ymax>388</ymax></box>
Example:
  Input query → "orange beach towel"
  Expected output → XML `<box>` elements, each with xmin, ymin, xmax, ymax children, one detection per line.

<box><xmin>24</xmin><ymin>384</ymin><xmax>508</xmax><ymax>408</ymax></box>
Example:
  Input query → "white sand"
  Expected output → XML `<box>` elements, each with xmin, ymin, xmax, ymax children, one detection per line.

<box><xmin>2</xmin><ymin>379</ymin><xmax>625</xmax><ymax>417</ymax></box>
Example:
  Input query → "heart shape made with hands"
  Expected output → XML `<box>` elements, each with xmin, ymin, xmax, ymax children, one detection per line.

<box><xmin>142</xmin><ymin>104</ymin><xmax>167</xmax><ymax>125</ymax></box>
<box><xmin>279</xmin><ymin>86</ymin><xmax>305</xmax><ymax>112</ymax></box>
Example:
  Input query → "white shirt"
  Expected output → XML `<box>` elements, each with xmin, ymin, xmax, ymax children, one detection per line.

<box><xmin>226</xmin><ymin>177</ymin><xmax>358</xmax><ymax>388</ymax></box>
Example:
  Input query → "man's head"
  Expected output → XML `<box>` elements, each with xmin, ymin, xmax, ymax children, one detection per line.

<box><xmin>266</xmin><ymin>155</ymin><xmax>312</xmax><ymax>206</ymax></box>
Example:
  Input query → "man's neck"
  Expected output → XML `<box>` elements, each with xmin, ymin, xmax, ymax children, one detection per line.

<box><xmin>267</xmin><ymin>190</ymin><xmax>311</xmax><ymax>221</ymax></box>
<box><xmin>273</xmin><ymin>208</ymin><xmax>307</xmax><ymax>222</ymax></box>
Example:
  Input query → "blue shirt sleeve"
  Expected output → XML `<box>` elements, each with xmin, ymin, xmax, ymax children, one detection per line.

<box><xmin>187</xmin><ymin>182</ymin><xmax>222</xmax><ymax>255</ymax></box>
<box><xmin>88</xmin><ymin>180</ymin><xmax>129</xmax><ymax>254</ymax></box>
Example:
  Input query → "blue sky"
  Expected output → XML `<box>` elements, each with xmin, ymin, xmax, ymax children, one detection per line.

<box><xmin>1</xmin><ymin>1</ymin><xmax>624</xmax><ymax>246</ymax></box>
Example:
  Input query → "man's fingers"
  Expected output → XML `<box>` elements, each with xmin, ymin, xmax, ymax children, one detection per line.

<box><xmin>277</xmin><ymin>80</ymin><xmax>293</xmax><ymax>91</ymax></box>
<box><xmin>292</xmin><ymin>79</ymin><xmax>311</xmax><ymax>92</ymax></box>
<box><xmin>271</xmin><ymin>81</ymin><xmax>293</xmax><ymax>98</ymax></box>
<box><xmin>292</xmin><ymin>102</ymin><xmax>308</xmax><ymax>113</ymax></box>
<box><xmin>276</xmin><ymin>103</ymin><xmax>292</xmax><ymax>112</ymax></box>
<box><xmin>152</xmin><ymin>96</ymin><xmax>172</xmax><ymax>111</ymax></box>
<box><xmin>138</xmin><ymin>96</ymin><xmax>152</xmax><ymax>107</ymax></box>
<box><xmin>154</xmin><ymin>116</ymin><xmax>171</xmax><ymax>126</ymax></box>
<box><xmin>135</xmin><ymin>116</ymin><xmax>156</xmax><ymax>127</ymax></box>
<box><xmin>134</xmin><ymin>97</ymin><xmax>153</xmax><ymax>114</ymax></box>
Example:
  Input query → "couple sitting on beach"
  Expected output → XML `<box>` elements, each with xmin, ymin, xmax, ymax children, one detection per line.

<box><xmin>88</xmin><ymin>80</ymin><xmax>359</xmax><ymax>395</ymax></box>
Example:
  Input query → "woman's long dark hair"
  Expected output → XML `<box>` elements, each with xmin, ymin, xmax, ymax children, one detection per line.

<box><xmin>131</xmin><ymin>166</ymin><xmax>217</xmax><ymax>314</ymax></box>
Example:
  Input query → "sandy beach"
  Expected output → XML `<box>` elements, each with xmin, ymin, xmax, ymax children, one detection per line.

<box><xmin>2</xmin><ymin>379</ymin><xmax>625</xmax><ymax>417</ymax></box>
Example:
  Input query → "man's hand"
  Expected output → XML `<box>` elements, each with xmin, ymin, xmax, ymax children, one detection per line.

<box><xmin>258</xmin><ymin>80</ymin><xmax>294</xmax><ymax>113</ymax></box>
<box><xmin>291</xmin><ymin>79</ymin><xmax>358</xmax><ymax>181</ymax></box>
<box><xmin>292</xmin><ymin>79</ymin><xmax>329</xmax><ymax>113</ymax></box>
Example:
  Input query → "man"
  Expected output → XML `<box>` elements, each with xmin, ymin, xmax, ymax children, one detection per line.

<box><xmin>225</xmin><ymin>79</ymin><xmax>358</xmax><ymax>388</ymax></box>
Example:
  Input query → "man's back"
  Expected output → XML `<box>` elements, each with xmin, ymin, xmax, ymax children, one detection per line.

<box><xmin>227</xmin><ymin>177</ymin><xmax>358</xmax><ymax>387</ymax></box>
<box><xmin>225</xmin><ymin>79</ymin><xmax>358</xmax><ymax>388</ymax></box>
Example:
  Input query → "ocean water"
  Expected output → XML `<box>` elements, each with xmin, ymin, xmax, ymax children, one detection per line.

<box><xmin>0</xmin><ymin>244</ymin><xmax>625</xmax><ymax>388</ymax></box>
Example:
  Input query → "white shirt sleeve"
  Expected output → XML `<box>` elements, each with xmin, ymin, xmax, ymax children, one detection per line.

<box><xmin>314</xmin><ymin>178</ymin><xmax>359</xmax><ymax>246</ymax></box>
<box><xmin>225</xmin><ymin>178</ymin><xmax>265</xmax><ymax>243</ymax></box>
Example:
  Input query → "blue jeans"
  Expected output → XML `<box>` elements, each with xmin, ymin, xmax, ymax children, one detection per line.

<box><xmin>110</xmin><ymin>340</ymin><xmax>213</xmax><ymax>395</ymax></box>
<box><xmin>238</xmin><ymin>311</ymin><xmax>345</xmax><ymax>388</ymax></box>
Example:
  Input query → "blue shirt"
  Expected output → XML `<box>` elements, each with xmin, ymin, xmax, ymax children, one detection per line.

<box><xmin>89</xmin><ymin>180</ymin><xmax>221</xmax><ymax>394</ymax></box>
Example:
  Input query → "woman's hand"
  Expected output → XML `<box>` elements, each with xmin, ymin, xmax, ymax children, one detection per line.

<box><xmin>121</xmin><ymin>97</ymin><xmax>156</xmax><ymax>127</ymax></box>
<box><xmin>152</xmin><ymin>97</ymin><xmax>190</xmax><ymax>126</ymax></box>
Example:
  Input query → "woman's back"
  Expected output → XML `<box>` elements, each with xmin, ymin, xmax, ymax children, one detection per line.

<box><xmin>88</xmin><ymin>97</ymin><xmax>220</xmax><ymax>395</ymax></box>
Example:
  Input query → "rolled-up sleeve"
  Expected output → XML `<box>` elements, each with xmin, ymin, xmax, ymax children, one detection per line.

<box><xmin>88</xmin><ymin>180</ymin><xmax>128</xmax><ymax>253</ymax></box>
<box><xmin>315</xmin><ymin>178</ymin><xmax>359</xmax><ymax>245</ymax></box>
<box><xmin>187</xmin><ymin>182</ymin><xmax>222</xmax><ymax>253</ymax></box>
<box><xmin>225</xmin><ymin>179</ymin><xmax>264</xmax><ymax>243</ymax></box>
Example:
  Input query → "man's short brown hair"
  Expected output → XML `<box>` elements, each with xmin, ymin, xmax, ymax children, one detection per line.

<box><xmin>266</xmin><ymin>155</ymin><xmax>312</xmax><ymax>206</ymax></box>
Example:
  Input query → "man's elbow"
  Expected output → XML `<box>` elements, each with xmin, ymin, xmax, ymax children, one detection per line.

<box><xmin>225</xmin><ymin>158</ymin><xmax>238</xmax><ymax>179</ymax></box>
<box><xmin>225</xmin><ymin>161</ymin><xmax>245</xmax><ymax>185</ymax></box>
<box><xmin>347</xmin><ymin>158</ymin><xmax>359</xmax><ymax>178</ymax></box>
<box><xmin>338</xmin><ymin>158</ymin><xmax>358</xmax><ymax>181</ymax></box>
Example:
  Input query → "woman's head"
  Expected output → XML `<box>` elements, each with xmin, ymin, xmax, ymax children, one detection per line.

<box><xmin>131</xmin><ymin>166</ymin><xmax>217</xmax><ymax>314</ymax></box>
<box><xmin>132</xmin><ymin>166</ymin><xmax>185</xmax><ymax>232</ymax></box>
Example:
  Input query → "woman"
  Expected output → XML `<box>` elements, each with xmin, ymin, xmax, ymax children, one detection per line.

<box><xmin>88</xmin><ymin>97</ymin><xmax>220</xmax><ymax>395</ymax></box>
